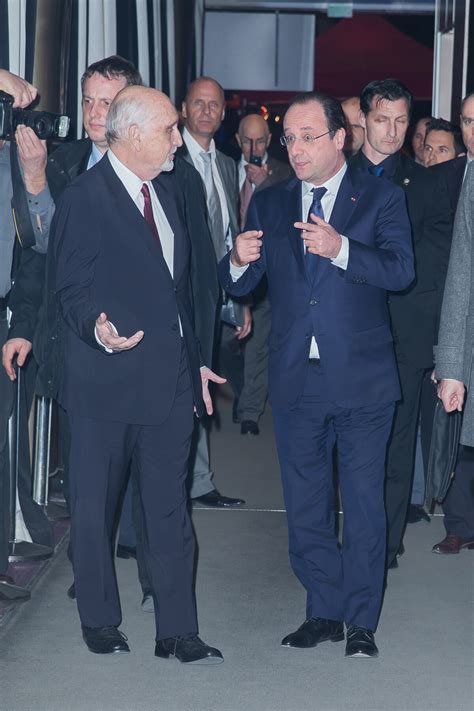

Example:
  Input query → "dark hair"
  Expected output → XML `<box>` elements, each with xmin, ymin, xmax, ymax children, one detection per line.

<box><xmin>287</xmin><ymin>91</ymin><xmax>347</xmax><ymax>135</ymax></box>
<box><xmin>461</xmin><ymin>92</ymin><xmax>474</xmax><ymax>113</ymax></box>
<box><xmin>184</xmin><ymin>76</ymin><xmax>225</xmax><ymax>105</ymax></box>
<box><xmin>360</xmin><ymin>79</ymin><xmax>413</xmax><ymax>117</ymax></box>
<box><xmin>81</xmin><ymin>55</ymin><xmax>142</xmax><ymax>92</ymax></box>
<box><xmin>425</xmin><ymin>117</ymin><xmax>465</xmax><ymax>154</ymax></box>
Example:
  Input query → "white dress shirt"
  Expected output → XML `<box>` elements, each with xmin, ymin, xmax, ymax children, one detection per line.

<box><xmin>87</xmin><ymin>142</ymin><xmax>105</xmax><ymax>170</ymax></box>
<box><xmin>230</xmin><ymin>161</ymin><xmax>350</xmax><ymax>359</ymax></box>
<box><xmin>182</xmin><ymin>127</ymin><xmax>231</xmax><ymax>250</ymax></box>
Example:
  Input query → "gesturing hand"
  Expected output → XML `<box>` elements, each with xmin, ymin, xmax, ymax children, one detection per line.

<box><xmin>95</xmin><ymin>312</ymin><xmax>144</xmax><ymax>352</ymax></box>
<box><xmin>295</xmin><ymin>214</ymin><xmax>342</xmax><ymax>259</ymax></box>
<box><xmin>200</xmin><ymin>366</ymin><xmax>227</xmax><ymax>416</ymax></box>
<box><xmin>230</xmin><ymin>230</ymin><xmax>263</xmax><ymax>267</ymax></box>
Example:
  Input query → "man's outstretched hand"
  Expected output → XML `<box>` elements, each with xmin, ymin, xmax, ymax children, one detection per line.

<box><xmin>95</xmin><ymin>312</ymin><xmax>144</xmax><ymax>352</ymax></box>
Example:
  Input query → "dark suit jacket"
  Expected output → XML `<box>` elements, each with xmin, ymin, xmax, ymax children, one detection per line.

<box><xmin>51</xmin><ymin>154</ymin><xmax>204</xmax><ymax>424</ymax></box>
<box><xmin>430</xmin><ymin>154</ymin><xmax>467</xmax><ymax>214</ymax></box>
<box><xmin>218</xmin><ymin>166</ymin><xmax>414</xmax><ymax>411</ymax></box>
<box><xmin>351</xmin><ymin>152</ymin><xmax>453</xmax><ymax>368</ymax></box>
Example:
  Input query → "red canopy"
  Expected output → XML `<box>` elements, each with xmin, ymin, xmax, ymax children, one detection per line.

<box><xmin>315</xmin><ymin>14</ymin><xmax>433</xmax><ymax>100</ymax></box>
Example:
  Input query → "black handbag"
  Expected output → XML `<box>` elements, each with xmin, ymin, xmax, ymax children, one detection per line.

<box><xmin>425</xmin><ymin>400</ymin><xmax>462</xmax><ymax>506</ymax></box>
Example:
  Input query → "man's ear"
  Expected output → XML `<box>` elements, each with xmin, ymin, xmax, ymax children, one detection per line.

<box><xmin>334</xmin><ymin>127</ymin><xmax>345</xmax><ymax>151</ymax></box>
<box><xmin>181</xmin><ymin>101</ymin><xmax>187</xmax><ymax>120</ymax></box>
<box><xmin>235</xmin><ymin>132</ymin><xmax>242</xmax><ymax>149</ymax></box>
<box><xmin>359</xmin><ymin>109</ymin><xmax>366</xmax><ymax>130</ymax></box>
<box><xmin>128</xmin><ymin>123</ymin><xmax>140</xmax><ymax>150</ymax></box>
<box><xmin>266</xmin><ymin>133</ymin><xmax>272</xmax><ymax>148</ymax></box>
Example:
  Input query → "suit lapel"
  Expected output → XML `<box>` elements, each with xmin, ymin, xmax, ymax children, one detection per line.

<box><xmin>98</xmin><ymin>156</ymin><xmax>172</xmax><ymax>278</ymax></box>
<box><xmin>153</xmin><ymin>172</ymin><xmax>188</xmax><ymax>284</ymax></box>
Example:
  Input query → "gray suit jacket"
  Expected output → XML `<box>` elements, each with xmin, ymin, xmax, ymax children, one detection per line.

<box><xmin>434</xmin><ymin>162</ymin><xmax>474</xmax><ymax>445</ymax></box>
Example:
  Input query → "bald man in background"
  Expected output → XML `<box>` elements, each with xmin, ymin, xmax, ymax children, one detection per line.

<box><xmin>235</xmin><ymin>113</ymin><xmax>292</xmax><ymax>434</ymax></box>
<box><xmin>341</xmin><ymin>97</ymin><xmax>365</xmax><ymax>156</ymax></box>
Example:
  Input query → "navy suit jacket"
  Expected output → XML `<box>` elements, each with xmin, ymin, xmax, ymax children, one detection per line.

<box><xmin>218</xmin><ymin>166</ymin><xmax>414</xmax><ymax>411</ymax></box>
<box><xmin>52</xmin><ymin>153</ymin><xmax>204</xmax><ymax>425</ymax></box>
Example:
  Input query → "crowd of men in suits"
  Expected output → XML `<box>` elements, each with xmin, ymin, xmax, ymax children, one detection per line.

<box><xmin>0</xmin><ymin>56</ymin><xmax>473</xmax><ymax>662</ymax></box>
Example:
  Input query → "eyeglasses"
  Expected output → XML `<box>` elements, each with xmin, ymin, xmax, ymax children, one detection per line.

<box><xmin>280</xmin><ymin>130</ymin><xmax>332</xmax><ymax>147</ymax></box>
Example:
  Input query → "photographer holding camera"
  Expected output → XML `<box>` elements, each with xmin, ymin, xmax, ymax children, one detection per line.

<box><xmin>0</xmin><ymin>69</ymin><xmax>53</xmax><ymax>602</ymax></box>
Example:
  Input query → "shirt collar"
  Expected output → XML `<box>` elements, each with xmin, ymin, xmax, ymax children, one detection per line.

<box><xmin>89</xmin><ymin>142</ymin><xmax>105</xmax><ymax>168</ymax></box>
<box><xmin>302</xmin><ymin>161</ymin><xmax>347</xmax><ymax>198</ymax></box>
<box><xmin>107</xmin><ymin>148</ymin><xmax>147</xmax><ymax>202</ymax></box>
<box><xmin>183</xmin><ymin>127</ymin><xmax>216</xmax><ymax>161</ymax></box>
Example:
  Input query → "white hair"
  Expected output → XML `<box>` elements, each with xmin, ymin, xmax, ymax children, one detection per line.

<box><xmin>105</xmin><ymin>91</ymin><xmax>150</xmax><ymax>145</ymax></box>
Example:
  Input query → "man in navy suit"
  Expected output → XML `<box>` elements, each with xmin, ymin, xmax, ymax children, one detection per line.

<box><xmin>51</xmin><ymin>85</ymin><xmax>223</xmax><ymax>663</ymax></box>
<box><xmin>219</xmin><ymin>92</ymin><xmax>414</xmax><ymax>657</ymax></box>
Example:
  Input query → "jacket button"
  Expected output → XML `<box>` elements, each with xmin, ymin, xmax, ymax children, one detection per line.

<box><xmin>309</xmin><ymin>299</ymin><xmax>318</xmax><ymax>305</ymax></box>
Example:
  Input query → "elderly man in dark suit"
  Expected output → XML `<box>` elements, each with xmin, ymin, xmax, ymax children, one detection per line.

<box><xmin>50</xmin><ymin>85</ymin><xmax>223</xmax><ymax>663</ymax></box>
<box><xmin>235</xmin><ymin>113</ymin><xmax>293</xmax><ymax>435</ymax></box>
<box><xmin>179</xmin><ymin>76</ymin><xmax>246</xmax><ymax>508</ymax></box>
<box><xmin>353</xmin><ymin>79</ymin><xmax>453</xmax><ymax>569</ymax></box>
<box><xmin>219</xmin><ymin>91</ymin><xmax>413</xmax><ymax>657</ymax></box>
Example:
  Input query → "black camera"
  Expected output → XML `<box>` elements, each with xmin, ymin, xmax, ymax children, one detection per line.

<box><xmin>0</xmin><ymin>91</ymin><xmax>70</xmax><ymax>141</ymax></box>
<box><xmin>249</xmin><ymin>154</ymin><xmax>262</xmax><ymax>167</ymax></box>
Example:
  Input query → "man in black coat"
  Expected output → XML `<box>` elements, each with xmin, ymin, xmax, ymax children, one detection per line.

<box><xmin>352</xmin><ymin>79</ymin><xmax>453</xmax><ymax>570</ymax></box>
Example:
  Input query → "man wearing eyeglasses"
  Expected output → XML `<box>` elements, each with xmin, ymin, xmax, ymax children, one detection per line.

<box><xmin>218</xmin><ymin>91</ymin><xmax>414</xmax><ymax>658</ymax></box>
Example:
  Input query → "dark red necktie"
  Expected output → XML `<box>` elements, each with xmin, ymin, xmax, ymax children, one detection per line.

<box><xmin>141</xmin><ymin>183</ymin><xmax>161</xmax><ymax>247</ymax></box>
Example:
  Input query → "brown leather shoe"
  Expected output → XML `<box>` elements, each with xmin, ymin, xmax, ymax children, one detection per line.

<box><xmin>432</xmin><ymin>534</ymin><xmax>474</xmax><ymax>554</ymax></box>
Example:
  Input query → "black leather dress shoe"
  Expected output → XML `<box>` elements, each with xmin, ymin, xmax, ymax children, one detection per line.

<box><xmin>67</xmin><ymin>582</ymin><xmax>76</xmax><ymax>600</ymax></box>
<box><xmin>82</xmin><ymin>626</ymin><xmax>130</xmax><ymax>654</ymax></box>
<box><xmin>281</xmin><ymin>618</ymin><xmax>344</xmax><ymax>648</ymax></box>
<box><xmin>241</xmin><ymin>420</ymin><xmax>259</xmax><ymax>435</ymax></box>
<box><xmin>155</xmin><ymin>634</ymin><xmax>223</xmax><ymax>664</ymax></box>
<box><xmin>0</xmin><ymin>575</ymin><xmax>30</xmax><ymax>602</ymax></box>
<box><xmin>116</xmin><ymin>544</ymin><xmax>137</xmax><ymax>559</ymax></box>
<box><xmin>192</xmin><ymin>489</ymin><xmax>245</xmax><ymax>508</ymax></box>
<box><xmin>345</xmin><ymin>626</ymin><xmax>378</xmax><ymax>658</ymax></box>
<box><xmin>407</xmin><ymin>504</ymin><xmax>431</xmax><ymax>524</ymax></box>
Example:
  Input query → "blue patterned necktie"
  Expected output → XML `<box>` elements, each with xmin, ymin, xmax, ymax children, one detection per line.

<box><xmin>305</xmin><ymin>186</ymin><xmax>327</xmax><ymax>282</ymax></box>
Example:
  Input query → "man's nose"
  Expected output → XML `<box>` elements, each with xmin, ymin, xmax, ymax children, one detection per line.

<box><xmin>174</xmin><ymin>128</ymin><xmax>183</xmax><ymax>147</ymax></box>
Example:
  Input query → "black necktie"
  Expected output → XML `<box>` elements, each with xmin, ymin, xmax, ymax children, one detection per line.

<box><xmin>305</xmin><ymin>187</ymin><xmax>327</xmax><ymax>282</ymax></box>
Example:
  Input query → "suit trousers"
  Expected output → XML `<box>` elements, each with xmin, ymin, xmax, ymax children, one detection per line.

<box><xmin>385</xmin><ymin>362</ymin><xmax>437</xmax><ymax>566</ymax></box>
<box><xmin>217</xmin><ymin>322</ymin><xmax>244</xmax><ymax>402</ymax></box>
<box><xmin>273</xmin><ymin>362</ymin><xmax>394</xmax><ymax>631</ymax></box>
<box><xmin>238</xmin><ymin>291</ymin><xmax>271</xmax><ymax>423</ymax></box>
<box><xmin>442</xmin><ymin>446</ymin><xmax>474</xmax><ymax>539</ymax></box>
<box><xmin>67</xmin><ymin>345</ymin><xmax>197</xmax><ymax>640</ymax></box>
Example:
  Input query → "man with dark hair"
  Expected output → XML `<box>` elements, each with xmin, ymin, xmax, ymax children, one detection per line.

<box><xmin>411</xmin><ymin>116</ymin><xmax>432</xmax><ymax>164</ymax></box>
<box><xmin>80</xmin><ymin>54</ymin><xmax>142</xmax><ymax>91</ymax></box>
<box><xmin>219</xmin><ymin>90</ymin><xmax>414</xmax><ymax>657</ymax></box>
<box><xmin>423</xmin><ymin>117</ymin><xmax>465</xmax><ymax>167</ymax></box>
<box><xmin>355</xmin><ymin>78</ymin><xmax>453</xmax><ymax>569</ymax></box>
